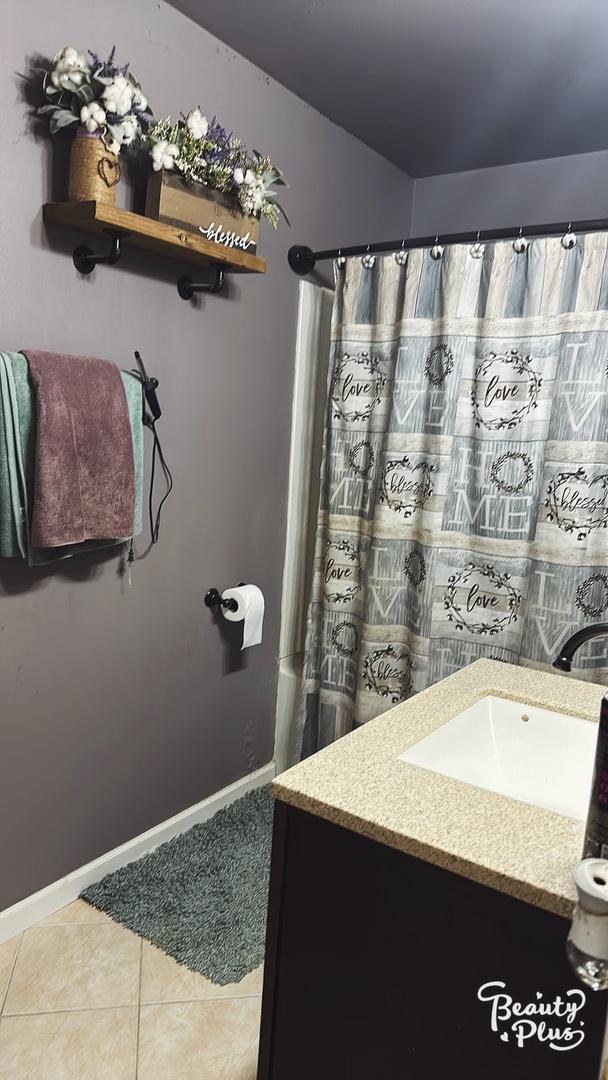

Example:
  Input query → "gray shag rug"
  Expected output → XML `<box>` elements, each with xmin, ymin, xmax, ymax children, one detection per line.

<box><xmin>81</xmin><ymin>785</ymin><xmax>273</xmax><ymax>985</ymax></box>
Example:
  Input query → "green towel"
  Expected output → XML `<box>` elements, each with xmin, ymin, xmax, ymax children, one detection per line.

<box><xmin>0</xmin><ymin>351</ymin><xmax>143</xmax><ymax>565</ymax></box>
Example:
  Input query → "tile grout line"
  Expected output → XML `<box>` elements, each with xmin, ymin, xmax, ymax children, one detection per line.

<box><xmin>135</xmin><ymin>937</ymin><xmax>143</xmax><ymax>1080</ymax></box>
<box><xmin>0</xmin><ymin>932</ymin><xmax>23</xmax><ymax>1016</ymax></box>
<box><xmin>220</xmin><ymin>1034</ymin><xmax>258</xmax><ymax>1080</ymax></box>
<box><xmin>37</xmin><ymin>920</ymin><xmax>112</xmax><ymax>928</ymax></box>
<box><xmin>139</xmin><ymin>991</ymin><xmax>263</xmax><ymax>1006</ymax></box>
<box><xmin>28</xmin><ymin>922</ymin><xmax>127</xmax><ymax>933</ymax></box>
<box><xmin>0</xmin><ymin>1004</ymin><xmax>138</xmax><ymax>1019</ymax></box>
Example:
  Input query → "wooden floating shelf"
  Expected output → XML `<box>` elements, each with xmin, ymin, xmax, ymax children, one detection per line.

<box><xmin>43</xmin><ymin>201</ymin><xmax>267</xmax><ymax>275</ymax></box>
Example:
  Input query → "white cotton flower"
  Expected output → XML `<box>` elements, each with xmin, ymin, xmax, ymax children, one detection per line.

<box><xmin>115</xmin><ymin>114</ymin><xmax>139</xmax><ymax>146</ymax></box>
<box><xmin>51</xmin><ymin>46</ymin><xmax>90</xmax><ymax>89</ymax></box>
<box><xmin>234</xmin><ymin>167</ymin><xmax>257</xmax><ymax>190</ymax></box>
<box><xmin>186</xmin><ymin>107</ymin><xmax>208</xmax><ymax>140</ymax></box>
<box><xmin>151</xmin><ymin>140</ymin><xmax>179</xmax><ymax>171</ymax></box>
<box><xmin>132</xmin><ymin>87</ymin><xmax>148</xmax><ymax>114</ymax></box>
<box><xmin>80</xmin><ymin>101</ymin><xmax>106</xmax><ymax>133</ymax></box>
<box><xmin>102</xmin><ymin>75</ymin><xmax>134</xmax><ymax>118</ymax></box>
<box><xmin>236</xmin><ymin>171</ymin><xmax>267</xmax><ymax>217</ymax></box>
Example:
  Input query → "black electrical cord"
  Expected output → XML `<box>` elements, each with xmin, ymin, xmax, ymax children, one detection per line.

<box><xmin>147</xmin><ymin>407</ymin><xmax>173</xmax><ymax>545</ymax></box>
<box><xmin>131</xmin><ymin>351</ymin><xmax>173</xmax><ymax>550</ymax></box>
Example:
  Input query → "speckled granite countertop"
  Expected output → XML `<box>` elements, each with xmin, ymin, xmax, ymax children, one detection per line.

<box><xmin>273</xmin><ymin>659</ymin><xmax>606</xmax><ymax>919</ymax></box>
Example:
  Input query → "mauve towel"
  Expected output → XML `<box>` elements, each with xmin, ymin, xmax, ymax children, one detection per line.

<box><xmin>22</xmin><ymin>350</ymin><xmax>135</xmax><ymax>547</ymax></box>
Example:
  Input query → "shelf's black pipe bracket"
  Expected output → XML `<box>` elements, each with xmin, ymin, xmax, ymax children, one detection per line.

<box><xmin>73</xmin><ymin>229</ymin><xmax>128</xmax><ymax>275</ymax></box>
<box><xmin>177</xmin><ymin>268</ymin><xmax>225</xmax><ymax>300</ymax></box>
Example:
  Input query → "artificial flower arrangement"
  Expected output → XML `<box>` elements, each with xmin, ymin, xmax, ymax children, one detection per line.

<box><xmin>36</xmin><ymin>46</ymin><xmax>152</xmax><ymax>206</ymax></box>
<box><xmin>145</xmin><ymin>108</ymin><xmax>288</xmax><ymax>229</ymax></box>
<box><xmin>38</xmin><ymin>45</ymin><xmax>151</xmax><ymax>153</ymax></box>
<box><xmin>35</xmin><ymin>48</ymin><xmax>286</xmax><ymax>252</ymax></box>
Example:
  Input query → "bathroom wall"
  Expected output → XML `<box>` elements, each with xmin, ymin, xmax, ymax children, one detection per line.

<box><xmin>411</xmin><ymin>148</ymin><xmax>608</xmax><ymax>235</ymax></box>
<box><xmin>0</xmin><ymin>1</ymin><xmax>413</xmax><ymax>909</ymax></box>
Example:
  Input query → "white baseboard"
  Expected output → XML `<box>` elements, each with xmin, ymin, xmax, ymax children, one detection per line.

<box><xmin>0</xmin><ymin>762</ymin><xmax>275</xmax><ymax>944</ymax></box>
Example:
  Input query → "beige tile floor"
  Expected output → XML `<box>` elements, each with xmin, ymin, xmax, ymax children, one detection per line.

<box><xmin>0</xmin><ymin>900</ymin><xmax>263</xmax><ymax>1079</ymax></box>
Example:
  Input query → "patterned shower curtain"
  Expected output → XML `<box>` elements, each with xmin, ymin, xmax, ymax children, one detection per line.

<box><xmin>298</xmin><ymin>233</ymin><xmax>608</xmax><ymax>760</ymax></box>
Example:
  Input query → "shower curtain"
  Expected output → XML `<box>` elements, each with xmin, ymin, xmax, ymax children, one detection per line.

<box><xmin>298</xmin><ymin>233</ymin><xmax>608</xmax><ymax>760</ymax></box>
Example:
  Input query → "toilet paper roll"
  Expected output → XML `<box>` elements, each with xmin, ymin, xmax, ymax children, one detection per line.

<box><xmin>221</xmin><ymin>584</ymin><xmax>265</xmax><ymax>650</ymax></box>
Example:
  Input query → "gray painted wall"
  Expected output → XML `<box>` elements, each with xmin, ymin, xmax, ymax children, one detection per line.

<box><xmin>411</xmin><ymin>148</ymin><xmax>608</xmax><ymax>235</ymax></box>
<box><xmin>0</xmin><ymin>0</ymin><xmax>412</xmax><ymax>909</ymax></box>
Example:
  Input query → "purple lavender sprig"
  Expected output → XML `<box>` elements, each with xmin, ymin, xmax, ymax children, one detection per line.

<box><xmin>88</xmin><ymin>46</ymin><xmax>130</xmax><ymax>80</ymax></box>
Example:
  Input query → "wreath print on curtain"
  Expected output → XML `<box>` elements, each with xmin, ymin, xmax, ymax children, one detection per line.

<box><xmin>298</xmin><ymin>234</ymin><xmax>608</xmax><ymax>762</ymax></box>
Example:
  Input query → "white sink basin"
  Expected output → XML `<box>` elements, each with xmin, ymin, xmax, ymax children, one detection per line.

<box><xmin>398</xmin><ymin>694</ymin><xmax>597</xmax><ymax>820</ymax></box>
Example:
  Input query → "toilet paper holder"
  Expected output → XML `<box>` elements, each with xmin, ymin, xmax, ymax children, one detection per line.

<box><xmin>204</xmin><ymin>584</ymin><xmax>246</xmax><ymax>613</ymax></box>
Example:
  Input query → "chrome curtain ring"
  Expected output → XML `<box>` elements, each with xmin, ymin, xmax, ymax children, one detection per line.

<box><xmin>470</xmin><ymin>231</ymin><xmax>485</xmax><ymax>259</ymax></box>
<box><xmin>336</xmin><ymin>249</ymin><xmax>346</xmax><ymax>269</ymax></box>
<box><xmin>513</xmin><ymin>227</ymin><xmax>529</xmax><ymax>253</ymax></box>
<box><xmin>430</xmin><ymin>237</ymin><xmax>444</xmax><ymax>260</ymax></box>
<box><xmin>394</xmin><ymin>240</ymin><xmax>407</xmax><ymax>266</ymax></box>
<box><xmin>561</xmin><ymin>224</ymin><xmax>577</xmax><ymax>249</ymax></box>
<box><xmin>361</xmin><ymin>245</ymin><xmax>376</xmax><ymax>269</ymax></box>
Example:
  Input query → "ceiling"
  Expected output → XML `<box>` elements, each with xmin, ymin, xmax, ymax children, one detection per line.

<box><xmin>168</xmin><ymin>0</ymin><xmax>608</xmax><ymax>178</ymax></box>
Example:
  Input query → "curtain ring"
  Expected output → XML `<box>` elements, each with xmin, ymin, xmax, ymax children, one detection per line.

<box><xmin>336</xmin><ymin>248</ymin><xmax>346</xmax><ymax>269</ymax></box>
<box><xmin>395</xmin><ymin>239</ymin><xmax>407</xmax><ymax>266</ymax></box>
<box><xmin>561</xmin><ymin>223</ymin><xmax>577</xmax><ymax>249</ymax></box>
<box><xmin>470</xmin><ymin>230</ymin><xmax>485</xmax><ymax>259</ymax></box>
<box><xmin>513</xmin><ymin>226</ymin><xmax>529</xmax><ymax>253</ymax></box>
<box><xmin>362</xmin><ymin>244</ymin><xmax>376</xmax><ymax>269</ymax></box>
<box><xmin>430</xmin><ymin>235</ymin><xmax>444</xmax><ymax>260</ymax></box>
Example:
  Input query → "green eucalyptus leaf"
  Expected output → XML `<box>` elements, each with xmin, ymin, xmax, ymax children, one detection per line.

<box><xmin>49</xmin><ymin>109</ymin><xmax>79</xmax><ymax>134</ymax></box>
<box><xmin>58</xmin><ymin>77</ymin><xmax>83</xmax><ymax>94</ymax></box>
<box><xmin>37</xmin><ymin>104</ymin><xmax>59</xmax><ymax>116</ymax></box>
<box><xmin>75</xmin><ymin>84</ymin><xmax>95</xmax><ymax>104</ymax></box>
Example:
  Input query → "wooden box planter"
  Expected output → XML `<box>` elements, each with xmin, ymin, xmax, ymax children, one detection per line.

<box><xmin>145</xmin><ymin>171</ymin><xmax>259</xmax><ymax>255</ymax></box>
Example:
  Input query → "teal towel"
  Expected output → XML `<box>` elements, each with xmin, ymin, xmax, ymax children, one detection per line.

<box><xmin>0</xmin><ymin>351</ymin><xmax>143</xmax><ymax>565</ymax></box>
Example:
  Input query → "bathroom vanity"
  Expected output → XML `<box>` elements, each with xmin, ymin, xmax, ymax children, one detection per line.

<box><xmin>258</xmin><ymin>660</ymin><xmax>608</xmax><ymax>1079</ymax></box>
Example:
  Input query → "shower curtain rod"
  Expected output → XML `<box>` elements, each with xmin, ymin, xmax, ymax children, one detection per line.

<box><xmin>287</xmin><ymin>216</ymin><xmax>608</xmax><ymax>276</ymax></box>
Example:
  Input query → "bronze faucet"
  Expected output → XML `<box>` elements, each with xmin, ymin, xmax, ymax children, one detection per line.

<box><xmin>553</xmin><ymin>624</ymin><xmax>608</xmax><ymax>672</ymax></box>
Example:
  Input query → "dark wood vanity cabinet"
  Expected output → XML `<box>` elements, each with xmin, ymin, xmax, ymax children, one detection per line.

<box><xmin>257</xmin><ymin>802</ymin><xmax>608</xmax><ymax>1080</ymax></box>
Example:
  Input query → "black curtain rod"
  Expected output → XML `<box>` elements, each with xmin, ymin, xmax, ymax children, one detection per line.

<box><xmin>287</xmin><ymin>217</ymin><xmax>608</xmax><ymax>276</ymax></box>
